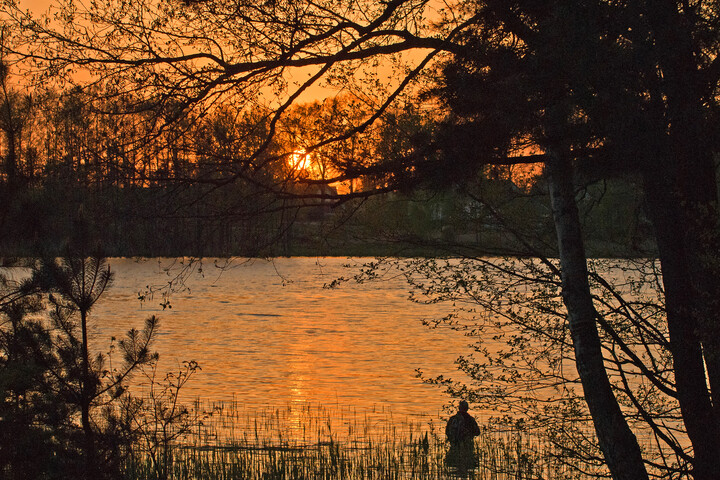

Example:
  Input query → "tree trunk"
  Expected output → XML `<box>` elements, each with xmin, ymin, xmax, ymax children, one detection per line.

<box><xmin>641</xmin><ymin>4</ymin><xmax>720</xmax><ymax>478</ymax></box>
<box><xmin>546</xmin><ymin>151</ymin><xmax>649</xmax><ymax>480</ymax></box>
<box><xmin>80</xmin><ymin>308</ymin><xmax>96</xmax><ymax>479</ymax></box>
<box><xmin>643</xmin><ymin>169</ymin><xmax>720</xmax><ymax>480</ymax></box>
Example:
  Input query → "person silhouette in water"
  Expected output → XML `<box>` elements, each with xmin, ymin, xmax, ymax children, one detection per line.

<box><xmin>445</xmin><ymin>400</ymin><xmax>480</xmax><ymax>475</ymax></box>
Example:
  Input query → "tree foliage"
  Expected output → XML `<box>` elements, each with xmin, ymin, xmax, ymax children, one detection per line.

<box><xmin>0</xmin><ymin>255</ymin><xmax>160</xmax><ymax>479</ymax></box>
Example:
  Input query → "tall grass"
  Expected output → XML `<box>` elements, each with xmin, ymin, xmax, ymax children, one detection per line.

<box><xmin>122</xmin><ymin>401</ymin><xmax>595</xmax><ymax>480</ymax></box>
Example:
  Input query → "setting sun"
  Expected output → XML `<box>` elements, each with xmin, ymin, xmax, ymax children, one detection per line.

<box><xmin>289</xmin><ymin>149</ymin><xmax>312</xmax><ymax>172</ymax></box>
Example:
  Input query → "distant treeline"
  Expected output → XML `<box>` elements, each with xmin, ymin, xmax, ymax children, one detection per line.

<box><xmin>0</xmin><ymin>83</ymin><xmax>654</xmax><ymax>259</ymax></box>
<box><xmin>0</xmin><ymin>172</ymin><xmax>654</xmax><ymax>260</ymax></box>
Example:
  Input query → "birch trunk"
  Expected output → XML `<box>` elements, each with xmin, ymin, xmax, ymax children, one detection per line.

<box><xmin>546</xmin><ymin>151</ymin><xmax>648</xmax><ymax>480</ymax></box>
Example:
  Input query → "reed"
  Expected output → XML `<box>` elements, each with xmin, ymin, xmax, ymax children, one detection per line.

<box><xmin>122</xmin><ymin>400</ymin><xmax>594</xmax><ymax>480</ymax></box>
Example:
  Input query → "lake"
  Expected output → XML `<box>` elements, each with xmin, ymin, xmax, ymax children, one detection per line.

<box><xmin>78</xmin><ymin>257</ymin><xmax>470</xmax><ymax>422</ymax></box>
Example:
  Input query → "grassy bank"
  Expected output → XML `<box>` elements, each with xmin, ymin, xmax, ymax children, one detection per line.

<box><xmin>122</xmin><ymin>401</ymin><xmax>596</xmax><ymax>480</ymax></box>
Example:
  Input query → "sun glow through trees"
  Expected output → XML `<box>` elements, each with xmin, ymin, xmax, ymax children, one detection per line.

<box><xmin>289</xmin><ymin>149</ymin><xmax>313</xmax><ymax>174</ymax></box>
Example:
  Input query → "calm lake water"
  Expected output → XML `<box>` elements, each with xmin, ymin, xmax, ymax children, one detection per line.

<box><xmin>79</xmin><ymin>257</ymin><xmax>467</xmax><ymax>421</ymax></box>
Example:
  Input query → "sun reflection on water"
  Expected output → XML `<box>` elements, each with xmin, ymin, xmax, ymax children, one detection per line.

<box><xmin>89</xmin><ymin>257</ymin><xmax>463</xmax><ymax>421</ymax></box>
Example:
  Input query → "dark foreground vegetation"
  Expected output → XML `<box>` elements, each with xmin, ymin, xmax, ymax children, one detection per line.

<box><xmin>0</xmin><ymin>251</ymin><xmax>165</xmax><ymax>480</ymax></box>
<box><xmin>122</xmin><ymin>401</ymin><xmax>602</xmax><ymax>480</ymax></box>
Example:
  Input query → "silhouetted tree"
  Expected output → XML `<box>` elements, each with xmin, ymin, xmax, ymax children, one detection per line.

<box><xmin>423</xmin><ymin>3</ymin><xmax>720</xmax><ymax>478</ymax></box>
<box><xmin>0</xmin><ymin>279</ymin><xmax>81</xmax><ymax>480</ymax></box>
<box><xmin>0</xmin><ymin>252</ymin><xmax>160</xmax><ymax>479</ymax></box>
